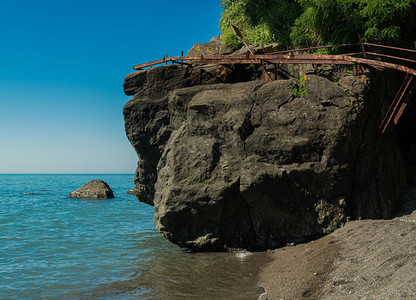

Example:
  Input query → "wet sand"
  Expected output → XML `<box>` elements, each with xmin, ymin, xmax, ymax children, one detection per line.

<box><xmin>86</xmin><ymin>248</ymin><xmax>270</xmax><ymax>299</ymax></box>
<box><xmin>258</xmin><ymin>234</ymin><xmax>340</xmax><ymax>300</ymax></box>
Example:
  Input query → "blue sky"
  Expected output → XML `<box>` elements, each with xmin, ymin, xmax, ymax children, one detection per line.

<box><xmin>0</xmin><ymin>0</ymin><xmax>223</xmax><ymax>173</ymax></box>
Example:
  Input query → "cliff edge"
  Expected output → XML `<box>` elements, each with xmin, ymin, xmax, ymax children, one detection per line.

<box><xmin>123</xmin><ymin>61</ymin><xmax>407</xmax><ymax>250</ymax></box>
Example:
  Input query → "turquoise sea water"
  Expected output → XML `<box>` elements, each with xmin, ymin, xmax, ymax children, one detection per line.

<box><xmin>0</xmin><ymin>174</ymin><xmax>265</xmax><ymax>299</ymax></box>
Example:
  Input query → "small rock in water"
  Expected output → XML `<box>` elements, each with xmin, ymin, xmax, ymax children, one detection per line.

<box><xmin>126</xmin><ymin>189</ymin><xmax>135</xmax><ymax>194</ymax></box>
<box><xmin>69</xmin><ymin>180</ymin><xmax>114</xmax><ymax>199</ymax></box>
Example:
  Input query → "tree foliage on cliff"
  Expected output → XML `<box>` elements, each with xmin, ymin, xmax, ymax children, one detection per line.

<box><xmin>220</xmin><ymin>0</ymin><xmax>302</xmax><ymax>48</ymax></box>
<box><xmin>220</xmin><ymin>0</ymin><xmax>416</xmax><ymax>48</ymax></box>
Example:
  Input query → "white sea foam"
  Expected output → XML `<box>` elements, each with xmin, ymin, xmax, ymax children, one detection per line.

<box><xmin>257</xmin><ymin>285</ymin><xmax>267</xmax><ymax>300</ymax></box>
<box><xmin>235</xmin><ymin>249</ymin><xmax>253</xmax><ymax>260</ymax></box>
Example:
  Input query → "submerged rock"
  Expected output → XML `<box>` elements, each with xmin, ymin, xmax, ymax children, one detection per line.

<box><xmin>123</xmin><ymin>63</ymin><xmax>406</xmax><ymax>250</ymax></box>
<box><xmin>69</xmin><ymin>180</ymin><xmax>114</xmax><ymax>199</ymax></box>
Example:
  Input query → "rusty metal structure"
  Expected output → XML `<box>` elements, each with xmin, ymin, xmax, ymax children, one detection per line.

<box><xmin>133</xmin><ymin>42</ymin><xmax>416</xmax><ymax>134</ymax></box>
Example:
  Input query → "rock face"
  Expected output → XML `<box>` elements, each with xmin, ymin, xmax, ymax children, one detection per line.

<box><xmin>69</xmin><ymin>180</ymin><xmax>114</xmax><ymax>199</ymax></box>
<box><xmin>188</xmin><ymin>36</ymin><xmax>233</xmax><ymax>56</ymax></box>
<box><xmin>123</xmin><ymin>63</ymin><xmax>407</xmax><ymax>250</ymax></box>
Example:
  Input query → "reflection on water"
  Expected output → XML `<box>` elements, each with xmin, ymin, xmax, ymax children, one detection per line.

<box><xmin>88</xmin><ymin>234</ymin><xmax>269</xmax><ymax>300</ymax></box>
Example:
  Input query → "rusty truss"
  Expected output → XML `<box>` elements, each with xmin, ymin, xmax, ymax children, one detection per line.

<box><xmin>133</xmin><ymin>42</ymin><xmax>416</xmax><ymax>134</ymax></box>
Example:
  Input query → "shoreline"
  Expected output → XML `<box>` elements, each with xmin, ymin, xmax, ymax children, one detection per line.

<box><xmin>258</xmin><ymin>234</ymin><xmax>340</xmax><ymax>299</ymax></box>
<box><xmin>257</xmin><ymin>186</ymin><xmax>416</xmax><ymax>299</ymax></box>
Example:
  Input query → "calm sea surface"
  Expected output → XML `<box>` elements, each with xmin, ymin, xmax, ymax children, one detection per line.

<box><xmin>0</xmin><ymin>174</ymin><xmax>266</xmax><ymax>299</ymax></box>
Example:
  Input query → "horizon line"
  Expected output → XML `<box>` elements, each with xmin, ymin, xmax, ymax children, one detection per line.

<box><xmin>0</xmin><ymin>173</ymin><xmax>135</xmax><ymax>175</ymax></box>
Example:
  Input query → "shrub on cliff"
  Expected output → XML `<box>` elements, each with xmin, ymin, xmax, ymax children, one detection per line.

<box><xmin>291</xmin><ymin>0</ymin><xmax>416</xmax><ymax>47</ymax></box>
<box><xmin>220</xmin><ymin>0</ymin><xmax>416</xmax><ymax>48</ymax></box>
<box><xmin>219</xmin><ymin>0</ymin><xmax>302</xmax><ymax>48</ymax></box>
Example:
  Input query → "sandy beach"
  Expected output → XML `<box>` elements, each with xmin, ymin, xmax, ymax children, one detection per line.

<box><xmin>258</xmin><ymin>187</ymin><xmax>416</xmax><ymax>300</ymax></box>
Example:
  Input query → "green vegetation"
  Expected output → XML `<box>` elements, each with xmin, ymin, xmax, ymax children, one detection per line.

<box><xmin>290</xmin><ymin>76</ymin><xmax>309</xmax><ymax>97</ymax></box>
<box><xmin>220</xmin><ymin>0</ymin><xmax>302</xmax><ymax>48</ymax></box>
<box><xmin>220</xmin><ymin>0</ymin><xmax>416</xmax><ymax>48</ymax></box>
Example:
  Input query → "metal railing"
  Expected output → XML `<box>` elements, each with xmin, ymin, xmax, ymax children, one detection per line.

<box><xmin>131</xmin><ymin>41</ymin><xmax>416</xmax><ymax>134</ymax></box>
<box><xmin>133</xmin><ymin>42</ymin><xmax>416</xmax><ymax>74</ymax></box>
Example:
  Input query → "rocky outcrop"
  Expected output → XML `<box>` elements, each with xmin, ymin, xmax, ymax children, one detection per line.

<box><xmin>123</xmin><ymin>63</ymin><xmax>406</xmax><ymax>250</ymax></box>
<box><xmin>69</xmin><ymin>180</ymin><xmax>114</xmax><ymax>199</ymax></box>
<box><xmin>124</xmin><ymin>64</ymin><xmax>260</xmax><ymax>206</ymax></box>
<box><xmin>231</xmin><ymin>43</ymin><xmax>285</xmax><ymax>56</ymax></box>
<box><xmin>188</xmin><ymin>36</ymin><xmax>233</xmax><ymax>56</ymax></box>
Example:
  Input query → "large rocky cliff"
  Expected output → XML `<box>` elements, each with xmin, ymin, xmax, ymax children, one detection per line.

<box><xmin>123</xmin><ymin>61</ymin><xmax>408</xmax><ymax>250</ymax></box>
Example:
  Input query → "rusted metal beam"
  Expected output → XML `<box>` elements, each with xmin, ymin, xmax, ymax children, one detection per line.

<box><xmin>340</xmin><ymin>52</ymin><xmax>362</xmax><ymax>56</ymax></box>
<box><xmin>184</xmin><ymin>53</ymin><xmax>357</xmax><ymax>62</ymax></box>
<box><xmin>231</xmin><ymin>24</ymin><xmax>254</xmax><ymax>56</ymax></box>
<box><xmin>265</xmin><ymin>58</ymin><xmax>355</xmax><ymax>65</ymax></box>
<box><xmin>358</xmin><ymin>34</ymin><xmax>367</xmax><ymax>58</ymax></box>
<box><xmin>364</xmin><ymin>42</ymin><xmax>416</xmax><ymax>54</ymax></box>
<box><xmin>344</xmin><ymin>56</ymin><xmax>416</xmax><ymax>76</ymax></box>
<box><xmin>189</xmin><ymin>58</ymin><xmax>355</xmax><ymax>66</ymax></box>
<box><xmin>269</xmin><ymin>43</ymin><xmax>360</xmax><ymax>55</ymax></box>
<box><xmin>393</xmin><ymin>79</ymin><xmax>416</xmax><ymax>125</ymax></box>
<box><xmin>260</xmin><ymin>58</ymin><xmax>274</xmax><ymax>82</ymax></box>
<box><xmin>380</xmin><ymin>74</ymin><xmax>413</xmax><ymax>133</ymax></box>
<box><xmin>187</xmin><ymin>54</ymin><xmax>368</xmax><ymax>62</ymax></box>
<box><xmin>190</xmin><ymin>59</ymin><xmax>262</xmax><ymax>65</ymax></box>
<box><xmin>184</xmin><ymin>53</ymin><xmax>416</xmax><ymax>70</ymax></box>
<box><xmin>132</xmin><ymin>53</ymin><xmax>416</xmax><ymax>77</ymax></box>
<box><xmin>182</xmin><ymin>54</ymin><xmax>359</xmax><ymax>62</ymax></box>
<box><xmin>306</xmin><ymin>40</ymin><xmax>312</xmax><ymax>55</ymax></box>
<box><xmin>134</xmin><ymin>58</ymin><xmax>168</xmax><ymax>69</ymax></box>
<box><xmin>366</xmin><ymin>52</ymin><xmax>416</xmax><ymax>64</ymax></box>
